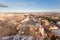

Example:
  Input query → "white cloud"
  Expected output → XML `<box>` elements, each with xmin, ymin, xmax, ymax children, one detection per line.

<box><xmin>16</xmin><ymin>2</ymin><xmax>36</xmax><ymax>6</ymax></box>
<box><xmin>16</xmin><ymin>3</ymin><xmax>26</xmax><ymax>6</ymax></box>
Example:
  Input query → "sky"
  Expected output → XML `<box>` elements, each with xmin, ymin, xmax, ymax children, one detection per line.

<box><xmin>0</xmin><ymin>0</ymin><xmax>60</xmax><ymax>12</ymax></box>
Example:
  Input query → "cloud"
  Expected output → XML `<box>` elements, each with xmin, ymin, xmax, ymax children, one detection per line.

<box><xmin>16</xmin><ymin>2</ymin><xmax>36</xmax><ymax>6</ymax></box>
<box><xmin>28</xmin><ymin>2</ymin><xmax>36</xmax><ymax>5</ymax></box>
<box><xmin>0</xmin><ymin>3</ymin><xmax>8</xmax><ymax>7</ymax></box>
<box><xmin>16</xmin><ymin>3</ymin><xmax>26</xmax><ymax>6</ymax></box>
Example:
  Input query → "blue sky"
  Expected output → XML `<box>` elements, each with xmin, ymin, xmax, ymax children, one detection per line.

<box><xmin>0</xmin><ymin>0</ymin><xmax>60</xmax><ymax>12</ymax></box>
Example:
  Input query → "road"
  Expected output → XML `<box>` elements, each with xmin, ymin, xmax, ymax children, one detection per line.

<box><xmin>0</xmin><ymin>35</ymin><xmax>33</xmax><ymax>40</ymax></box>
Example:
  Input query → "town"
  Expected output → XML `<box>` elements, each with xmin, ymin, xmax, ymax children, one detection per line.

<box><xmin>0</xmin><ymin>12</ymin><xmax>60</xmax><ymax>40</ymax></box>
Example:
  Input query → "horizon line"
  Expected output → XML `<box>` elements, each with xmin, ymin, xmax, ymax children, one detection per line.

<box><xmin>0</xmin><ymin>10</ymin><xmax>60</xmax><ymax>13</ymax></box>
